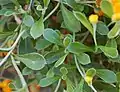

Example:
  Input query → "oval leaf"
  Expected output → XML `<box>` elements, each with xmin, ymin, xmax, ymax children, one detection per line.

<box><xmin>30</xmin><ymin>17</ymin><xmax>44</xmax><ymax>39</ymax></box>
<box><xmin>15</xmin><ymin>53</ymin><xmax>46</xmax><ymax>70</ymax></box>
<box><xmin>76</xmin><ymin>53</ymin><xmax>91</xmax><ymax>65</ymax></box>
<box><xmin>39</xmin><ymin>76</ymin><xmax>60</xmax><ymax>87</ymax></box>
<box><xmin>67</xmin><ymin>42</ymin><xmax>93</xmax><ymax>54</ymax></box>
<box><xmin>35</xmin><ymin>38</ymin><xmax>51</xmax><ymax>50</ymax></box>
<box><xmin>22</xmin><ymin>67</ymin><xmax>33</xmax><ymax>75</ymax></box>
<box><xmin>108</xmin><ymin>23</ymin><xmax>120</xmax><ymax>39</ymax></box>
<box><xmin>97</xmin><ymin>21</ymin><xmax>109</xmax><ymax>35</ymax></box>
<box><xmin>73</xmin><ymin>11</ymin><xmax>93</xmax><ymax>34</ymax></box>
<box><xmin>43</xmin><ymin>0</ymin><xmax>50</xmax><ymax>7</ymax></box>
<box><xmin>23</xmin><ymin>15</ymin><xmax>34</xmax><ymax>27</ymax></box>
<box><xmin>45</xmin><ymin>49</ymin><xmax>65</xmax><ymax>64</ymax></box>
<box><xmin>99</xmin><ymin>46</ymin><xmax>118</xmax><ymax>58</ymax></box>
<box><xmin>96</xmin><ymin>69</ymin><xmax>117</xmax><ymax>83</ymax></box>
<box><xmin>55</xmin><ymin>54</ymin><xmax>68</xmax><ymax>67</ymax></box>
<box><xmin>61</xmin><ymin>4</ymin><xmax>81</xmax><ymax>32</ymax></box>
<box><xmin>100</xmin><ymin>0</ymin><xmax>113</xmax><ymax>18</ymax></box>
<box><xmin>43</xmin><ymin>28</ymin><xmax>62</xmax><ymax>45</ymax></box>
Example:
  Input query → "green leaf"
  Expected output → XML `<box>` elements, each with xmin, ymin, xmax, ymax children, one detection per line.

<box><xmin>97</xmin><ymin>21</ymin><xmax>109</xmax><ymax>35</ymax></box>
<box><xmin>96</xmin><ymin>69</ymin><xmax>117</xmax><ymax>83</ymax></box>
<box><xmin>35</xmin><ymin>38</ymin><xmax>51</xmax><ymax>50</ymax></box>
<box><xmin>86</xmin><ymin>68</ymin><xmax>96</xmax><ymax>77</ymax></box>
<box><xmin>100</xmin><ymin>0</ymin><xmax>113</xmax><ymax>18</ymax></box>
<box><xmin>22</xmin><ymin>67</ymin><xmax>33</xmax><ymax>75</ymax></box>
<box><xmin>108</xmin><ymin>22</ymin><xmax>120</xmax><ymax>39</ymax></box>
<box><xmin>109</xmin><ymin>55</ymin><xmax>120</xmax><ymax>63</ymax></box>
<box><xmin>55</xmin><ymin>54</ymin><xmax>68</xmax><ymax>67</ymax></box>
<box><xmin>43</xmin><ymin>0</ymin><xmax>50</xmax><ymax>7</ymax></box>
<box><xmin>45</xmin><ymin>49</ymin><xmax>65</xmax><ymax>64</ymax></box>
<box><xmin>67</xmin><ymin>42</ymin><xmax>93</xmax><ymax>54</ymax></box>
<box><xmin>106</xmin><ymin>39</ymin><xmax>117</xmax><ymax>48</ymax></box>
<box><xmin>63</xmin><ymin>35</ymin><xmax>72</xmax><ymax>47</ymax></box>
<box><xmin>10</xmin><ymin>0</ymin><xmax>20</xmax><ymax>7</ymax></box>
<box><xmin>66</xmin><ymin>78</ymin><xmax>74</xmax><ymax>92</ymax></box>
<box><xmin>61</xmin><ymin>4</ymin><xmax>81</xmax><ymax>32</ymax></box>
<box><xmin>76</xmin><ymin>53</ymin><xmax>91</xmax><ymax>65</ymax></box>
<box><xmin>98</xmin><ymin>46</ymin><xmax>118</xmax><ymax>58</ymax></box>
<box><xmin>74</xmin><ymin>79</ymin><xmax>84</xmax><ymax>92</ymax></box>
<box><xmin>30</xmin><ymin>17</ymin><xmax>44</xmax><ymax>39</ymax></box>
<box><xmin>46</xmin><ymin>68</ymin><xmax>54</xmax><ymax>77</ymax></box>
<box><xmin>94</xmin><ymin>81</ymin><xmax>117</xmax><ymax>92</ymax></box>
<box><xmin>60</xmin><ymin>67</ymin><xmax>68</xmax><ymax>75</ymax></box>
<box><xmin>15</xmin><ymin>53</ymin><xmax>46</xmax><ymax>70</ymax></box>
<box><xmin>39</xmin><ymin>76</ymin><xmax>60</xmax><ymax>87</ymax></box>
<box><xmin>0</xmin><ymin>9</ymin><xmax>9</xmax><ymax>15</ymax></box>
<box><xmin>4</xmin><ymin>10</ymin><xmax>15</xmax><ymax>16</ymax></box>
<box><xmin>73</xmin><ymin>11</ymin><xmax>93</xmax><ymax>34</ymax></box>
<box><xmin>43</xmin><ymin>28</ymin><xmax>62</xmax><ymax>45</ymax></box>
<box><xmin>23</xmin><ymin>15</ymin><xmax>34</xmax><ymax>27</ymax></box>
<box><xmin>19</xmin><ymin>38</ymin><xmax>36</xmax><ymax>54</ymax></box>
<box><xmin>0</xmin><ymin>32</ymin><xmax>13</xmax><ymax>39</ymax></box>
<box><xmin>116</xmin><ymin>72</ymin><xmax>120</xmax><ymax>83</ymax></box>
<box><xmin>0</xmin><ymin>0</ymin><xmax>12</xmax><ymax>5</ymax></box>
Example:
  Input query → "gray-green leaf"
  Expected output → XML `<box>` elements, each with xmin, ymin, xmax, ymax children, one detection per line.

<box><xmin>108</xmin><ymin>22</ymin><xmax>120</xmax><ymax>39</ymax></box>
<box><xmin>15</xmin><ymin>53</ymin><xmax>46</xmax><ymax>70</ymax></box>
<box><xmin>39</xmin><ymin>76</ymin><xmax>60</xmax><ymax>87</ymax></box>
<box><xmin>43</xmin><ymin>28</ymin><xmax>62</xmax><ymax>45</ymax></box>
<box><xmin>55</xmin><ymin>54</ymin><xmax>68</xmax><ymax>67</ymax></box>
<box><xmin>76</xmin><ymin>53</ymin><xmax>91</xmax><ymax>65</ymax></box>
<box><xmin>23</xmin><ymin>15</ymin><xmax>34</xmax><ymax>27</ymax></box>
<box><xmin>98</xmin><ymin>46</ymin><xmax>118</xmax><ymax>58</ymax></box>
<box><xmin>67</xmin><ymin>42</ymin><xmax>93</xmax><ymax>54</ymax></box>
<box><xmin>61</xmin><ymin>4</ymin><xmax>81</xmax><ymax>32</ymax></box>
<box><xmin>100</xmin><ymin>0</ymin><xmax>113</xmax><ymax>18</ymax></box>
<box><xmin>97</xmin><ymin>69</ymin><xmax>117</xmax><ymax>83</ymax></box>
<box><xmin>73</xmin><ymin>11</ymin><xmax>93</xmax><ymax>34</ymax></box>
<box><xmin>30</xmin><ymin>17</ymin><xmax>44</xmax><ymax>39</ymax></box>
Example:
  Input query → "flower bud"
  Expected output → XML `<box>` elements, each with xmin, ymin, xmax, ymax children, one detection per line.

<box><xmin>85</xmin><ymin>76</ymin><xmax>93</xmax><ymax>85</ymax></box>
<box><xmin>89</xmin><ymin>14</ymin><xmax>98</xmax><ymax>24</ymax></box>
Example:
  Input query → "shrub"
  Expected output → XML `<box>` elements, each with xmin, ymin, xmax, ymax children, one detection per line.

<box><xmin>0</xmin><ymin>0</ymin><xmax>120</xmax><ymax>92</ymax></box>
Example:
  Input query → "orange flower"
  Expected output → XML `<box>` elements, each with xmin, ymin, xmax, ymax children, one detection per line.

<box><xmin>0</xmin><ymin>79</ymin><xmax>12</xmax><ymax>92</ymax></box>
<box><xmin>110</xmin><ymin>0</ymin><xmax>120</xmax><ymax>5</ymax></box>
<box><xmin>110</xmin><ymin>0</ymin><xmax>120</xmax><ymax>20</ymax></box>
<box><xmin>113</xmin><ymin>3</ymin><xmax>120</xmax><ymax>13</ymax></box>
<box><xmin>2</xmin><ymin>86</ymin><xmax>12</xmax><ymax>92</ymax></box>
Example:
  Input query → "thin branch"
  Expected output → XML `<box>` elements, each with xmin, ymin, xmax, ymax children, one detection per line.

<box><xmin>74</xmin><ymin>55</ymin><xmax>85</xmax><ymax>78</ymax></box>
<box><xmin>81</xmin><ymin>31</ymin><xmax>89</xmax><ymax>43</ymax></box>
<box><xmin>28</xmin><ymin>0</ymin><xmax>34</xmax><ymax>11</ymax></box>
<box><xmin>78</xmin><ymin>1</ymin><xmax>96</xmax><ymax>4</ymax></box>
<box><xmin>11</xmin><ymin>55</ymin><xmax>29</xmax><ymax>92</ymax></box>
<box><xmin>0</xmin><ymin>30</ymin><xmax>25</xmax><ymax>67</ymax></box>
<box><xmin>43</xmin><ymin>2</ymin><xmax>60</xmax><ymax>22</ymax></box>
<box><xmin>89</xmin><ymin>85</ymin><xmax>97</xmax><ymax>92</ymax></box>
<box><xmin>54</xmin><ymin>79</ymin><xmax>61</xmax><ymax>92</ymax></box>
<box><xmin>74</xmin><ymin>55</ymin><xmax>97</xmax><ymax>92</ymax></box>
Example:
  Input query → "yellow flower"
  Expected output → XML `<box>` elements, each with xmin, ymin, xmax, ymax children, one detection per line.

<box><xmin>0</xmin><ymin>79</ymin><xmax>12</xmax><ymax>92</ymax></box>
<box><xmin>85</xmin><ymin>76</ymin><xmax>93</xmax><ymax>85</ymax></box>
<box><xmin>89</xmin><ymin>14</ymin><xmax>98</xmax><ymax>24</ymax></box>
